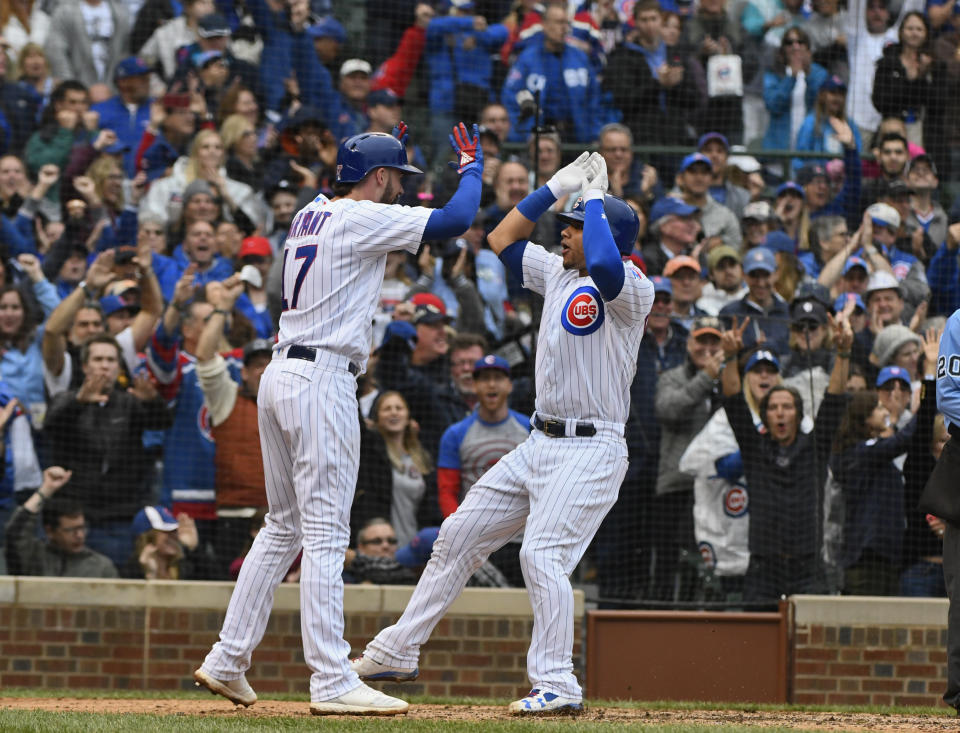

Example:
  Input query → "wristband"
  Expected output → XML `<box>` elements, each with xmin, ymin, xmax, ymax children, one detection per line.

<box><xmin>34</xmin><ymin>491</ymin><xmax>48</xmax><ymax>505</ymax></box>
<box><xmin>837</xmin><ymin>351</ymin><xmax>851</xmax><ymax>359</ymax></box>
<box><xmin>516</xmin><ymin>185</ymin><xmax>557</xmax><ymax>222</ymax></box>
<box><xmin>78</xmin><ymin>280</ymin><xmax>95</xmax><ymax>300</ymax></box>
<box><xmin>213</xmin><ymin>309</ymin><xmax>230</xmax><ymax>317</ymax></box>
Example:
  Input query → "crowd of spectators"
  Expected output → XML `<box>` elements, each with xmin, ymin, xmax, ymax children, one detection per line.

<box><xmin>0</xmin><ymin>0</ymin><xmax>958</xmax><ymax>606</ymax></box>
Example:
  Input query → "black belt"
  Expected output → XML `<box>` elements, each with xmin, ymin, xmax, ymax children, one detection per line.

<box><xmin>950</xmin><ymin>423</ymin><xmax>960</xmax><ymax>440</ymax></box>
<box><xmin>534</xmin><ymin>414</ymin><xmax>596</xmax><ymax>438</ymax></box>
<box><xmin>287</xmin><ymin>345</ymin><xmax>359</xmax><ymax>376</ymax></box>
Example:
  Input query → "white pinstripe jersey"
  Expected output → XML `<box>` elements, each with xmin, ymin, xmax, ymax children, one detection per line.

<box><xmin>522</xmin><ymin>243</ymin><xmax>654</xmax><ymax>425</ymax></box>
<box><xmin>277</xmin><ymin>194</ymin><xmax>431</xmax><ymax>371</ymax></box>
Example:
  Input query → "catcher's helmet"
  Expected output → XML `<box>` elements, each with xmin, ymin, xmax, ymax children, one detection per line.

<box><xmin>336</xmin><ymin>132</ymin><xmax>422</xmax><ymax>183</ymax></box>
<box><xmin>556</xmin><ymin>194</ymin><xmax>640</xmax><ymax>256</ymax></box>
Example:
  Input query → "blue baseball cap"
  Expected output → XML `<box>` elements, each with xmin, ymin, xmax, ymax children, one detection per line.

<box><xmin>192</xmin><ymin>49</ymin><xmax>224</xmax><ymax>69</ymax></box>
<box><xmin>775</xmin><ymin>181</ymin><xmax>805</xmax><ymax>199</ymax></box>
<box><xmin>744</xmin><ymin>349</ymin><xmax>781</xmax><ymax>373</ymax></box>
<box><xmin>104</xmin><ymin>140</ymin><xmax>130</xmax><ymax>155</ymax></box>
<box><xmin>763</xmin><ymin>231</ymin><xmax>795</xmax><ymax>255</ymax></box>
<box><xmin>821</xmin><ymin>74</ymin><xmax>847</xmax><ymax>93</ymax></box>
<box><xmin>131</xmin><ymin>506</ymin><xmax>179</xmax><ymax>536</ymax></box>
<box><xmin>650</xmin><ymin>275</ymin><xmax>672</xmax><ymax>295</ymax></box>
<box><xmin>842</xmin><ymin>256</ymin><xmax>868</xmax><ymax>276</ymax></box>
<box><xmin>877</xmin><ymin>365</ymin><xmax>911</xmax><ymax>388</ymax></box>
<box><xmin>395</xmin><ymin>527</ymin><xmax>440</xmax><ymax>567</ymax></box>
<box><xmin>100</xmin><ymin>294</ymin><xmax>138</xmax><ymax>318</ymax></box>
<box><xmin>306</xmin><ymin>16</ymin><xmax>346</xmax><ymax>42</ymax></box>
<box><xmin>697</xmin><ymin>132</ymin><xmax>729</xmax><ymax>151</ymax></box>
<box><xmin>473</xmin><ymin>354</ymin><xmax>511</xmax><ymax>378</ymax></box>
<box><xmin>650</xmin><ymin>196</ymin><xmax>698</xmax><ymax>223</ymax></box>
<box><xmin>678</xmin><ymin>152</ymin><xmax>713</xmax><ymax>173</ymax></box>
<box><xmin>114</xmin><ymin>56</ymin><xmax>150</xmax><ymax>80</ymax></box>
<box><xmin>834</xmin><ymin>292</ymin><xmax>865</xmax><ymax>314</ymax></box>
<box><xmin>367</xmin><ymin>88</ymin><xmax>400</xmax><ymax>107</ymax></box>
<box><xmin>743</xmin><ymin>247</ymin><xmax>777</xmax><ymax>275</ymax></box>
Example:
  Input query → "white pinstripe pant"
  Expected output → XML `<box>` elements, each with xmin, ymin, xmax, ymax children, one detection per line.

<box><xmin>366</xmin><ymin>429</ymin><xmax>628</xmax><ymax>700</ymax></box>
<box><xmin>201</xmin><ymin>358</ymin><xmax>362</xmax><ymax>701</ymax></box>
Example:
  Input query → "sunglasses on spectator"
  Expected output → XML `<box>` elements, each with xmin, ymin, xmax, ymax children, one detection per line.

<box><xmin>784</xmin><ymin>37</ymin><xmax>808</xmax><ymax>46</ymax></box>
<box><xmin>360</xmin><ymin>536</ymin><xmax>398</xmax><ymax>546</ymax></box>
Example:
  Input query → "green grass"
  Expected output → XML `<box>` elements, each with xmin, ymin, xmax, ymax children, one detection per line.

<box><xmin>0</xmin><ymin>710</ymin><xmax>833</xmax><ymax>733</ymax></box>
<box><xmin>0</xmin><ymin>687</ymin><xmax>951</xmax><ymax>716</ymax></box>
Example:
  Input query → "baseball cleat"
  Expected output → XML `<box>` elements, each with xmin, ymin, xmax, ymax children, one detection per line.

<box><xmin>350</xmin><ymin>654</ymin><xmax>419</xmax><ymax>682</ymax></box>
<box><xmin>309</xmin><ymin>682</ymin><xmax>409</xmax><ymax>715</ymax></box>
<box><xmin>193</xmin><ymin>668</ymin><xmax>257</xmax><ymax>707</ymax></box>
<box><xmin>508</xmin><ymin>688</ymin><xmax>584</xmax><ymax>715</ymax></box>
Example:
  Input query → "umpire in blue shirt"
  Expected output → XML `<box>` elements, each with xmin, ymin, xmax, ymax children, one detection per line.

<box><xmin>927</xmin><ymin>309</ymin><xmax>960</xmax><ymax>711</ymax></box>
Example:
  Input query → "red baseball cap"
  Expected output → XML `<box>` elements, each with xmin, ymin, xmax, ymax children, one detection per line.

<box><xmin>239</xmin><ymin>237</ymin><xmax>272</xmax><ymax>259</ymax></box>
<box><xmin>409</xmin><ymin>292</ymin><xmax>447</xmax><ymax>315</ymax></box>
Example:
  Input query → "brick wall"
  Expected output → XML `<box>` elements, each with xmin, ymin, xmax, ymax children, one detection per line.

<box><xmin>0</xmin><ymin>578</ymin><xmax>581</xmax><ymax>697</ymax></box>
<box><xmin>791</xmin><ymin>596</ymin><xmax>949</xmax><ymax>707</ymax></box>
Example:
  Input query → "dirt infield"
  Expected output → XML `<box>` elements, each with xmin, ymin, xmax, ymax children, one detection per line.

<box><xmin>0</xmin><ymin>697</ymin><xmax>957</xmax><ymax>730</ymax></box>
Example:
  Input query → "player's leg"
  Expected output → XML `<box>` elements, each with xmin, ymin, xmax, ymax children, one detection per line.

<box><xmin>515</xmin><ymin>434</ymin><xmax>628</xmax><ymax>709</ymax></box>
<box><xmin>289</xmin><ymin>368</ymin><xmax>368</xmax><ymax>701</ymax></box>
<box><xmin>196</xmin><ymin>363</ymin><xmax>304</xmax><ymax>702</ymax></box>
<box><xmin>360</xmin><ymin>444</ymin><xmax>532</xmax><ymax>670</ymax></box>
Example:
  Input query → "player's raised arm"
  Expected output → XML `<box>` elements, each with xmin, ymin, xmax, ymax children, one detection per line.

<box><xmin>421</xmin><ymin>123</ymin><xmax>484</xmax><ymax>241</ymax></box>
<box><xmin>580</xmin><ymin>154</ymin><xmax>627</xmax><ymax>301</ymax></box>
<box><xmin>487</xmin><ymin>151</ymin><xmax>599</xmax><ymax>256</ymax></box>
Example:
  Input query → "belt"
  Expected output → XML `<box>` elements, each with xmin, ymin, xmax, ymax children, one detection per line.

<box><xmin>286</xmin><ymin>345</ymin><xmax>359</xmax><ymax>376</ymax></box>
<box><xmin>534</xmin><ymin>414</ymin><xmax>596</xmax><ymax>438</ymax></box>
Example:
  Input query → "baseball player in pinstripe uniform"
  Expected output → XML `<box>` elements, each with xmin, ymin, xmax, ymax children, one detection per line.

<box><xmin>351</xmin><ymin>152</ymin><xmax>655</xmax><ymax>714</ymax></box>
<box><xmin>193</xmin><ymin>123</ymin><xmax>484</xmax><ymax>716</ymax></box>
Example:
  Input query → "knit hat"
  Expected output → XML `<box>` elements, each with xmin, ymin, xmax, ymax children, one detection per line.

<box><xmin>182</xmin><ymin>179</ymin><xmax>215</xmax><ymax>206</ymax></box>
<box><xmin>871</xmin><ymin>324</ymin><xmax>921</xmax><ymax>367</ymax></box>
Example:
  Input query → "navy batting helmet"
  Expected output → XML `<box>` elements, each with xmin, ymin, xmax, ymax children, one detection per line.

<box><xmin>336</xmin><ymin>132</ymin><xmax>422</xmax><ymax>183</ymax></box>
<box><xmin>556</xmin><ymin>194</ymin><xmax>640</xmax><ymax>256</ymax></box>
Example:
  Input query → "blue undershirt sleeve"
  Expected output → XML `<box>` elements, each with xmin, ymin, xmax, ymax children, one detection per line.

<box><xmin>423</xmin><ymin>169</ymin><xmax>482</xmax><ymax>240</ymax></box>
<box><xmin>584</xmin><ymin>198</ymin><xmax>625</xmax><ymax>301</ymax></box>
<box><xmin>499</xmin><ymin>240</ymin><xmax>527</xmax><ymax>285</ymax></box>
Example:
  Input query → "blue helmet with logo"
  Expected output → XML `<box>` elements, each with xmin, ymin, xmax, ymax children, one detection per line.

<box><xmin>555</xmin><ymin>194</ymin><xmax>640</xmax><ymax>256</ymax></box>
<box><xmin>336</xmin><ymin>132</ymin><xmax>422</xmax><ymax>183</ymax></box>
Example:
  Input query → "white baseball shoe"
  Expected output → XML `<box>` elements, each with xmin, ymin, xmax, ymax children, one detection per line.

<box><xmin>508</xmin><ymin>688</ymin><xmax>584</xmax><ymax>715</ymax></box>
<box><xmin>350</xmin><ymin>654</ymin><xmax>419</xmax><ymax>682</ymax></box>
<box><xmin>193</xmin><ymin>668</ymin><xmax>257</xmax><ymax>707</ymax></box>
<box><xmin>309</xmin><ymin>682</ymin><xmax>409</xmax><ymax>716</ymax></box>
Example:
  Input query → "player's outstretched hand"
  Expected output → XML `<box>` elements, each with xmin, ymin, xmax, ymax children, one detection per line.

<box><xmin>546</xmin><ymin>151</ymin><xmax>600</xmax><ymax>198</ymax></box>
<box><xmin>584</xmin><ymin>152</ymin><xmax>608</xmax><ymax>198</ymax></box>
<box><xmin>449</xmin><ymin>122</ymin><xmax>483</xmax><ymax>175</ymax></box>
<box><xmin>392</xmin><ymin>121</ymin><xmax>409</xmax><ymax>146</ymax></box>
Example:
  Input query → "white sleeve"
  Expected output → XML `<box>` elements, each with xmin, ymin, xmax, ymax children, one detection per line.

<box><xmin>520</xmin><ymin>242</ymin><xmax>563</xmax><ymax>297</ymax></box>
<box><xmin>116</xmin><ymin>327</ymin><xmax>139</xmax><ymax>376</ymax></box>
<box><xmin>43</xmin><ymin>355</ymin><xmax>72</xmax><ymax>398</ymax></box>
<box><xmin>605</xmin><ymin>265</ymin><xmax>655</xmax><ymax>327</ymax></box>
<box><xmin>351</xmin><ymin>202</ymin><xmax>432</xmax><ymax>258</ymax></box>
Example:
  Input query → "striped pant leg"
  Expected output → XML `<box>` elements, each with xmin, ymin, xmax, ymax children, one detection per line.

<box><xmin>366</xmin><ymin>441</ymin><xmax>532</xmax><ymax>667</ymax></box>
<box><xmin>288</xmin><ymin>365</ymin><xmax>362</xmax><ymax>701</ymax></box>
<box><xmin>201</xmin><ymin>361</ymin><xmax>305</xmax><ymax>680</ymax></box>
<box><xmin>520</xmin><ymin>433</ymin><xmax>628</xmax><ymax>700</ymax></box>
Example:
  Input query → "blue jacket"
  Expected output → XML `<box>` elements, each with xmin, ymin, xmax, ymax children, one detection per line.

<box><xmin>1</xmin><ymin>279</ymin><xmax>60</xmax><ymax>411</ymax></box>
<box><xmin>502</xmin><ymin>37</ymin><xmax>603</xmax><ymax>143</ymax></box>
<box><xmin>832</xmin><ymin>416</ymin><xmax>917</xmax><ymax>567</ymax></box>
<box><xmin>793</xmin><ymin>111</ymin><xmax>863</xmax><ymax>171</ymax></box>
<box><xmin>295</xmin><ymin>33</ymin><xmax>349</xmax><ymax>139</ymax></box>
<box><xmin>158</xmin><ymin>246</ymin><xmax>235</xmax><ymax>302</ymax></box>
<box><xmin>235</xmin><ymin>291</ymin><xmax>275</xmax><ymax>338</ymax></box>
<box><xmin>92</xmin><ymin>95</ymin><xmax>153</xmax><ymax>177</ymax></box>
<box><xmin>928</xmin><ymin>242</ymin><xmax>960</xmax><ymax>316</ymax></box>
<box><xmin>425</xmin><ymin>16</ymin><xmax>508</xmax><ymax>113</ymax></box>
<box><xmin>762</xmin><ymin>63</ymin><xmax>828</xmax><ymax>151</ymax></box>
<box><xmin>719</xmin><ymin>294</ymin><xmax>791</xmax><ymax>357</ymax></box>
<box><xmin>809</xmin><ymin>145</ymin><xmax>863</xmax><ymax>230</ymax></box>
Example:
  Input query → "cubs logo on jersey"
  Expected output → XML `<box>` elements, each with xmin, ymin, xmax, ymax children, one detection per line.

<box><xmin>560</xmin><ymin>286</ymin><xmax>605</xmax><ymax>335</ymax></box>
<box><xmin>197</xmin><ymin>404</ymin><xmax>213</xmax><ymax>443</ymax></box>
<box><xmin>698</xmin><ymin>541</ymin><xmax>717</xmax><ymax>569</ymax></box>
<box><xmin>723</xmin><ymin>486</ymin><xmax>749</xmax><ymax>517</ymax></box>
